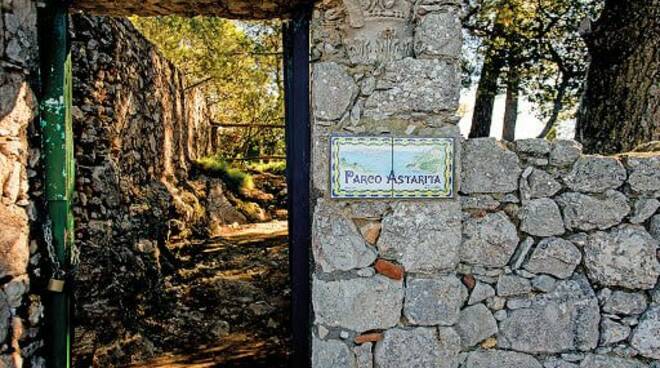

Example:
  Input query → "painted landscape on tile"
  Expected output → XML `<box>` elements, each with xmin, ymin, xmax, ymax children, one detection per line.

<box><xmin>330</xmin><ymin>136</ymin><xmax>454</xmax><ymax>199</ymax></box>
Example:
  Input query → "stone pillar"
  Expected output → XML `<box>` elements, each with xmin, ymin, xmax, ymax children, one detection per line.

<box><xmin>309</xmin><ymin>1</ymin><xmax>463</xmax><ymax>366</ymax></box>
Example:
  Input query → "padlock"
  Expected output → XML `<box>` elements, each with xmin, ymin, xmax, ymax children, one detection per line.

<box><xmin>47</xmin><ymin>278</ymin><xmax>65</xmax><ymax>293</ymax></box>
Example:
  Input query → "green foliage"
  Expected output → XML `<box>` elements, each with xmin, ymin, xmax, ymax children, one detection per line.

<box><xmin>195</xmin><ymin>156</ymin><xmax>254</xmax><ymax>193</ymax></box>
<box><xmin>248</xmin><ymin>161</ymin><xmax>286</xmax><ymax>175</ymax></box>
<box><xmin>462</xmin><ymin>0</ymin><xmax>603</xmax><ymax>127</ymax></box>
<box><xmin>130</xmin><ymin>16</ymin><xmax>285</xmax><ymax>158</ymax></box>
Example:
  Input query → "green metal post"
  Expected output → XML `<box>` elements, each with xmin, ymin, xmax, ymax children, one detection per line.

<box><xmin>37</xmin><ymin>1</ymin><xmax>74</xmax><ymax>368</ymax></box>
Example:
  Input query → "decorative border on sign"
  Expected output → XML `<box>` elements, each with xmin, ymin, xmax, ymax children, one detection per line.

<box><xmin>329</xmin><ymin>135</ymin><xmax>455</xmax><ymax>199</ymax></box>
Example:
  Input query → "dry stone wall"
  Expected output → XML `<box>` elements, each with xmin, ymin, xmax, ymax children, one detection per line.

<box><xmin>309</xmin><ymin>1</ymin><xmax>660</xmax><ymax>368</ymax></box>
<box><xmin>69</xmin><ymin>14</ymin><xmax>219</xmax><ymax>364</ymax></box>
<box><xmin>0</xmin><ymin>1</ymin><xmax>42</xmax><ymax>367</ymax></box>
<box><xmin>0</xmin><ymin>9</ymin><xmax>233</xmax><ymax>366</ymax></box>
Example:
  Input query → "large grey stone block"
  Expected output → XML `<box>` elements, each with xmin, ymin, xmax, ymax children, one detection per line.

<box><xmin>599</xmin><ymin>318</ymin><xmax>630</xmax><ymax>345</ymax></box>
<box><xmin>549</xmin><ymin>140</ymin><xmax>582</xmax><ymax>167</ymax></box>
<box><xmin>468</xmin><ymin>282</ymin><xmax>495</xmax><ymax>305</ymax></box>
<box><xmin>436</xmin><ymin>327</ymin><xmax>461</xmax><ymax>368</ymax></box>
<box><xmin>377</xmin><ymin>201</ymin><xmax>461</xmax><ymax>272</ymax></box>
<box><xmin>651</xmin><ymin>215</ymin><xmax>660</xmax><ymax>240</ymax></box>
<box><xmin>414</xmin><ymin>7</ymin><xmax>462</xmax><ymax>59</ymax></box>
<box><xmin>354</xmin><ymin>342</ymin><xmax>372</xmax><ymax>368</ymax></box>
<box><xmin>556</xmin><ymin>190</ymin><xmax>630</xmax><ymax>231</ymax></box>
<box><xmin>312</xmin><ymin>62</ymin><xmax>357</xmax><ymax>121</ymax></box>
<box><xmin>404</xmin><ymin>274</ymin><xmax>467</xmax><ymax>326</ymax></box>
<box><xmin>454</xmin><ymin>304</ymin><xmax>497</xmax><ymax>348</ymax></box>
<box><xmin>519</xmin><ymin>198</ymin><xmax>565</xmax><ymax>236</ymax></box>
<box><xmin>461</xmin><ymin>138</ymin><xmax>521</xmax><ymax>194</ymax></box>
<box><xmin>564</xmin><ymin>156</ymin><xmax>627</xmax><ymax>193</ymax></box>
<box><xmin>0</xmin><ymin>292</ymin><xmax>9</xmax><ymax>344</ymax></box>
<box><xmin>579</xmin><ymin>354</ymin><xmax>648</xmax><ymax>368</ymax></box>
<box><xmin>497</xmin><ymin>274</ymin><xmax>532</xmax><ymax>297</ymax></box>
<box><xmin>630</xmin><ymin>197</ymin><xmax>660</xmax><ymax>224</ymax></box>
<box><xmin>602</xmin><ymin>291</ymin><xmax>648</xmax><ymax>315</ymax></box>
<box><xmin>464</xmin><ymin>350</ymin><xmax>542</xmax><ymax>368</ymax></box>
<box><xmin>312</xmin><ymin>275</ymin><xmax>403</xmax><ymax>333</ymax></box>
<box><xmin>312</xmin><ymin>199</ymin><xmax>377</xmax><ymax>272</ymax></box>
<box><xmin>461</xmin><ymin>211</ymin><xmax>519</xmax><ymax>268</ymax></box>
<box><xmin>364</xmin><ymin>58</ymin><xmax>459</xmax><ymax>118</ymax></box>
<box><xmin>516</xmin><ymin>138</ymin><xmax>552</xmax><ymax>156</ymax></box>
<box><xmin>524</xmin><ymin>237</ymin><xmax>581</xmax><ymax>279</ymax></box>
<box><xmin>312</xmin><ymin>336</ymin><xmax>355</xmax><ymax>368</ymax></box>
<box><xmin>630</xmin><ymin>304</ymin><xmax>660</xmax><ymax>359</ymax></box>
<box><xmin>374</xmin><ymin>327</ymin><xmax>446</xmax><ymax>368</ymax></box>
<box><xmin>521</xmin><ymin>168</ymin><xmax>561</xmax><ymax>199</ymax></box>
<box><xmin>498</xmin><ymin>276</ymin><xmax>600</xmax><ymax>353</ymax></box>
<box><xmin>625</xmin><ymin>154</ymin><xmax>660</xmax><ymax>193</ymax></box>
<box><xmin>583</xmin><ymin>224</ymin><xmax>659</xmax><ymax>289</ymax></box>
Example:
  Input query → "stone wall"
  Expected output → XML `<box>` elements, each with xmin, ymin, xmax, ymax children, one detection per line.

<box><xmin>0</xmin><ymin>0</ymin><xmax>42</xmax><ymax>367</ymax></box>
<box><xmin>69</xmin><ymin>14</ymin><xmax>218</xmax><ymax>365</ymax></box>
<box><xmin>309</xmin><ymin>1</ymin><xmax>660</xmax><ymax>368</ymax></box>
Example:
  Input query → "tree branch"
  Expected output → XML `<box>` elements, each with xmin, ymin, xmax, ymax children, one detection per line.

<box><xmin>537</xmin><ymin>73</ymin><xmax>569</xmax><ymax>138</ymax></box>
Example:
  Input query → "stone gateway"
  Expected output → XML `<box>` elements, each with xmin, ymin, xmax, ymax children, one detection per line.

<box><xmin>0</xmin><ymin>0</ymin><xmax>659</xmax><ymax>367</ymax></box>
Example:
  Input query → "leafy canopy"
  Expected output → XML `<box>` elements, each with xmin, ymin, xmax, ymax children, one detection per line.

<box><xmin>463</xmin><ymin>0</ymin><xmax>602</xmax><ymax>123</ymax></box>
<box><xmin>130</xmin><ymin>16</ymin><xmax>285</xmax><ymax>159</ymax></box>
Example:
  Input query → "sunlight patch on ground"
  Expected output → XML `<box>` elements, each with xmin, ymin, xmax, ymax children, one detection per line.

<box><xmin>213</xmin><ymin>220</ymin><xmax>289</xmax><ymax>243</ymax></box>
<box><xmin>128</xmin><ymin>333</ymin><xmax>272</xmax><ymax>368</ymax></box>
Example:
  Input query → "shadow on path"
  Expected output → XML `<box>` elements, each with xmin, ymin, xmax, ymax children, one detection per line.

<box><xmin>129</xmin><ymin>221</ymin><xmax>291</xmax><ymax>368</ymax></box>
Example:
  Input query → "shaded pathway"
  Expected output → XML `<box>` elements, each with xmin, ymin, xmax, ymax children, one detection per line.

<box><xmin>131</xmin><ymin>221</ymin><xmax>291</xmax><ymax>368</ymax></box>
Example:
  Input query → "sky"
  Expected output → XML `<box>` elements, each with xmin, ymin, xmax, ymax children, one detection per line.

<box><xmin>458</xmin><ymin>87</ymin><xmax>576</xmax><ymax>140</ymax></box>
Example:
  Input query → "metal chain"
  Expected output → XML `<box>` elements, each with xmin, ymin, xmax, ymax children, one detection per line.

<box><xmin>42</xmin><ymin>219</ymin><xmax>65</xmax><ymax>279</ymax></box>
<box><xmin>43</xmin><ymin>218</ymin><xmax>81</xmax><ymax>277</ymax></box>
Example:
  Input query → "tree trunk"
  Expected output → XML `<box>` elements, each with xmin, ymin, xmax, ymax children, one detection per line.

<box><xmin>576</xmin><ymin>0</ymin><xmax>660</xmax><ymax>154</ymax></box>
<box><xmin>502</xmin><ymin>64</ymin><xmax>519</xmax><ymax>141</ymax></box>
<box><xmin>469</xmin><ymin>48</ymin><xmax>506</xmax><ymax>138</ymax></box>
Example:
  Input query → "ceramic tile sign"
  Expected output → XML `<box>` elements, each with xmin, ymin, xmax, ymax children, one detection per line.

<box><xmin>391</xmin><ymin>137</ymin><xmax>454</xmax><ymax>198</ymax></box>
<box><xmin>330</xmin><ymin>136</ymin><xmax>393</xmax><ymax>198</ymax></box>
<box><xmin>330</xmin><ymin>136</ymin><xmax>454</xmax><ymax>199</ymax></box>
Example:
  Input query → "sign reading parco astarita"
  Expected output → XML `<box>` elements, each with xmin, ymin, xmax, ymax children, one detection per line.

<box><xmin>330</xmin><ymin>136</ymin><xmax>455</xmax><ymax>199</ymax></box>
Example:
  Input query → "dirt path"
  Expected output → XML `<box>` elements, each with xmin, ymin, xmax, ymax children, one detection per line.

<box><xmin>130</xmin><ymin>221</ymin><xmax>291</xmax><ymax>368</ymax></box>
